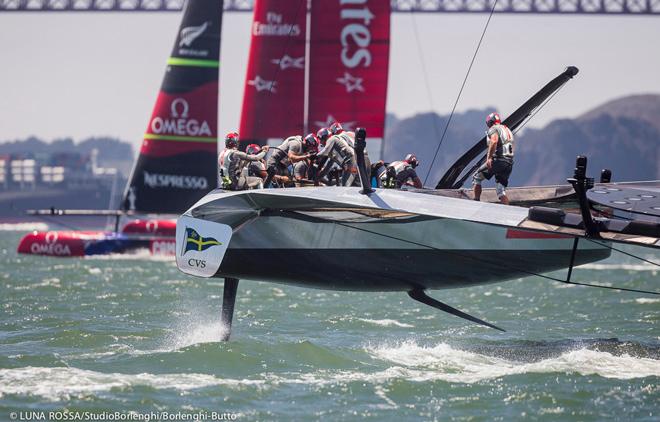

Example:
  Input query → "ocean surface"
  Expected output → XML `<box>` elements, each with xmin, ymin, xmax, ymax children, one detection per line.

<box><xmin>0</xmin><ymin>228</ymin><xmax>658</xmax><ymax>420</ymax></box>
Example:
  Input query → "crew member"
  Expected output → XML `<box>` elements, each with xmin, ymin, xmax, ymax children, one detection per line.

<box><xmin>264</xmin><ymin>134</ymin><xmax>317</xmax><ymax>187</ymax></box>
<box><xmin>333</xmin><ymin>122</ymin><xmax>373</xmax><ymax>185</ymax></box>
<box><xmin>292</xmin><ymin>134</ymin><xmax>320</xmax><ymax>184</ymax></box>
<box><xmin>218</xmin><ymin>132</ymin><xmax>269</xmax><ymax>191</ymax></box>
<box><xmin>316</xmin><ymin>127</ymin><xmax>331</xmax><ymax>148</ymax></box>
<box><xmin>380</xmin><ymin>154</ymin><xmax>423</xmax><ymax>189</ymax></box>
<box><xmin>317</xmin><ymin>122</ymin><xmax>360</xmax><ymax>186</ymax></box>
<box><xmin>472</xmin><ymin>112</ymin><xmax>514</xmax><ymax>204</ymax></box>
<box><xmin>371</xmin><ymin>160</ymin><xmax>386</xmax><ymax>187</ymax></box>
<box><xmin>245</xmin><ymin>144</ymin><xmax>268</xmax><ymax>180</ymax></box>
<box><xmin>314</xmin><ymin>127</ymin><xmax>342</xmax><ymax>185</ymax></box>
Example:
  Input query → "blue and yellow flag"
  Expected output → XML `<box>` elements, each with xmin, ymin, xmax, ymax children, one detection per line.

<box><xmin>183</xmin><ymin>227</ymin><xmax>221</xmax><ymax>254</ymax></box>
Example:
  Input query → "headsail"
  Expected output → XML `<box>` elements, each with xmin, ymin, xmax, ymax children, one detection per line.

<box><xmin>122</xmin><ymin>0</ymin><xmax>223</xmax><ymax>214</ymax></box>
<box><xmin>435</xmin><ymin>66</ymin><xmax>579</xmax><ymax>189</ymax></box>
<box><xmin>238</xmin><ymin>0</ymin><xmax>307</xmax><ymax>144</ymax></box>
<box><xmin>307</xmin><ymin>0</ymin><xmax>390</xmax><ymax>139</ymax></box>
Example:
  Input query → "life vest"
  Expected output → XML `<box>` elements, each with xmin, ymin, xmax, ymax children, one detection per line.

<box><xmin>331</xmin><ymin>134</ymin><xmax>355</xmax><ymax>162</ymax></box>
<box><xmin>338</xmin><ymin>132</ymin><xmax>355</xmax><ymax>149</ymax></box>
<box><xmin>272</xmin><ymin>136</ymin><xmax>303</xmax><ymax>165</ymax></box>
<box><xmin>381</xmin><ymin>161</ymin><xmax>413</xmax><ymax>188</ymax></box>
<box><xmin>218</xmin><ymin>149</ymin><xmax>236</xmax><ymax>188</ymax></box>
<box><xmin>489</xmin><ymin>124</ymin><xmax>514</xmax><ymax>160</ymax></box>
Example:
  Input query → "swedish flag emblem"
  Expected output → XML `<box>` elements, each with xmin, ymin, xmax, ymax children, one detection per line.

<box><xmin>183</xmin><ymin>227</ymin><xmax>221</xmax><ymax>254</ymax></box>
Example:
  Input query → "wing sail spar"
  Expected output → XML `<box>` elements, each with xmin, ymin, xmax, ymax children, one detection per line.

<box><xmin>435</xmin><ymin>66</ymin><xmax>579</xmax><ymax>189</ymax></box>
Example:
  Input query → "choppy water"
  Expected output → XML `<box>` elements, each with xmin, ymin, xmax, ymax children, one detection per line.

<box><xmin>1</xmin><ymin>229</ymin><xmax>658</xmax><ymax>420</ymax></box>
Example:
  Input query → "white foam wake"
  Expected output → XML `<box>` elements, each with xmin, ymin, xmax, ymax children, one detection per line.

<box><xmin>83</xmin><ymin>249</ymin><xmax>174</xmax><ymax>262</ymax></box>
<box><xmin>579</xmin><ymin>263</ymin><xmax>658</xmax><ymax>271</ymax></box>
<box><xmin>635</xmin><ymin>298</ymin><xmax>660</xmax><ymax>304</ymax></box>
<box><xmin>166</xmin><ymin>321</ymin><xmax>229</xmax><ymax>350</ymax></box>
<box><xmin>2</xmin><ymin>343</ymin><xmax>659</xmax><ymax>403</ymax></box>
<box><xmin>0</xmin><ymin>222</ymin><xmax>49</xmax><ymax>231</ymax></box>
<box><xmin>0</xmin><ymin>366</ymin><xmax>263</xmax><ymax>401</ymax></box>
<box><xmin>366</xmin><ymin>340</ymin><xmax>660</xmax><ymax>383</ymax></box>
<box><xmin>356</xmin><ymin>318</ymin><xmax>414</xmax><ymax>328</ymax></box>
<box><xmin>162</xmin><ymin>308</ymin><xmax>230</xmax><ymax>351</ymax></box>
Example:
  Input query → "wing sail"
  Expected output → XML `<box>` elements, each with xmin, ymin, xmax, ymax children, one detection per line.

<box><xmin>121</xmin><ymin>0</ymin><xmax>223</xmax><ymax>214</ymax></box>
<box><xmin>307</xmin><ymin>0</ymin><xmax>390</xmax><ymax>140</ymax></box>
<box><xmin>238</xmin><ymin>0</ymin><xmax>307</xmax><ymax>144</ymax></box>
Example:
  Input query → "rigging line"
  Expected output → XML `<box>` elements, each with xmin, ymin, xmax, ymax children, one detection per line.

<box><xmin>332</xmin><ymin>220</ymin><xmax>659</xmax><ymax>295</ymax></box>
<box><xmin>423</xmin><ymin>0</ymin><xmax>499</xmax><ymax>187</ymax></box>
<box><xmin>584</xmin><ymin>238</ymin><xmax>660</xmax><ymax>267</ymax></box>
<box><xmin>409</xmin><ymin>10</ymin><xmax>442</xmax><ymax>162</ymax></box>
<box><xmin>553</xmin><ymin>279</ymin><xmax>659</xmax><ymax>295</ymax></box>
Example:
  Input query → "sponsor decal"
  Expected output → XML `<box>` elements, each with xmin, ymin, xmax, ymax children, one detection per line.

<box><xmin>176</xmin><ymin>216</ymin><xmax>232</xmax><ymax>278</ymax></box>
<box><xmin>143</xmin><ymin>171</ymin><xmax>208</xmax><ymax>190</ymax></box>
<box><xmin>178</xmin><ymin>21</ymin><xmax>211</xmax><ymax>57</ymax></box>
<box><xmin>336</xmin><ymin>71</ymin><xmax>365</xmax><ymax>93</ymax></box>
<box><xmin>339</xmin><ymin>1</ymin><xmax>375</xmax><ymax>69</ymax></box>
<box><xmin>247</xmin><ymin>75</ymin><xmax>277</xmax><ymax>93</ymax></box>
<box><xmin>145</xmin><ymin>220</ymin><xmax>158</xmax><ymax>233</ymax></box>
<box><xmin>170</xmin><ymin>98</ymin><xmax>189</xmax><ymax>118</ymax></box>
<box><xmin>127</xmin><ymin>187</ymin><xmax>137</xmax><ymax>211</ymax></box>
<box><xmin>313</xmin><ymin>114</ymin><xmax>355</xmax><ymax>131</ymax></box>
<box><xmin>150</xmin><ymin>98</ymin><xmax>212</xmax><ymax>137</ymax></box>
<box><xmin>506</xmin><ymin>229</ymin><xmax>572</xmax><ymax>239</ymax></box>
<box><xmin>30</xmin><ymin>231</ymin><xmax>72</xmax><ymax>256</ymax></box>
<box><xmin>151</xmin><ymin>239</ymin><xmax>176</xmax><ymax>256</ymax></box>
<box><xmin>307</xmin><ymin>0</ymin><xmax>388</xmax><ymax>138</ymax></box>
<box><xmin>182</xmin><ymin>227</ymin><xmax>221</xmax><ymax>254</ymax></box>
<box><xmin>253</xmin><ymin>12</ymin><xmax>301</xmax><ymax>37</ymax></box>
<box><xmin>333</xmin><ymin>1</ymin><xmax>376</xmax><ymax>92</ymax></box>
<box><xmin>271</xmin><ymin>55</ymin><xmax>304</xmax><ymax>70</ymax></box>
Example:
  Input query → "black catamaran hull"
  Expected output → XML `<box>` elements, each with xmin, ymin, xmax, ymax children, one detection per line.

<box><xmin>177</xmin><ymin>187</ymin><xmax>611</xmax><ymax>291</ymax></box>
<box><xmin>217</xmin><ymin>247</ymin><xmax>609</xmax><ymax>292</ymax></box>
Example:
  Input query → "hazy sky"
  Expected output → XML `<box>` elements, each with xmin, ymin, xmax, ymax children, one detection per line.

<box><xmin>0</xmin><ymin>12</ymin><xmax>659</xmax><ymax>148</ymax></box>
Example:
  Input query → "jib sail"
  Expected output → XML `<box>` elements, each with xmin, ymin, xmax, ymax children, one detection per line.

<box><xmin>122</xmin><ymin>0</ymin><xmax>222</xmax><ymax>213</ymax></box>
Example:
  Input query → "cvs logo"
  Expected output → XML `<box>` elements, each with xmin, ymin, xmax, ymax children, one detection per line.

<box><xmin>188</xmin><ymin>259</ymin><xmax>207</xmax><ymax>268</ymax></box>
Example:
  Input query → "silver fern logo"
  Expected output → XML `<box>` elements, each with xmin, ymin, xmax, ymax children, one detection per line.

<box><xmin>179</xmin><ymin>22</ymin><xmax>209</xmax><ymax>48</ymax></box>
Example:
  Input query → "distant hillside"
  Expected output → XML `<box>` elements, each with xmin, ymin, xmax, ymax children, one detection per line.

<box><xmin>384</xmin><ymin>95</ymin><xmax>660</xmax><ymax>187</ymax></box>
<box><xmin>384</xmin><ymin>108</ymin><xmax>491</xmax><ymax>184</ymax></box>
<box><xmin>513</xmin><ymin>116</ymin><xmax>659</xmax><ymax>186</ymax></box>
<box><xmin>578</xmin><ymin>94</ymin><xmax>660</xmax><ymax>132</ymax></box>
<box><xmin>0</xmin><ymin>136</ymin><xmax>134</xmax><ymax>176</ymax></box>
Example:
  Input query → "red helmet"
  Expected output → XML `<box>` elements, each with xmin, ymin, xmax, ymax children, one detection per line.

<box><xmin>303</xmin><ymin>133</ymin><xmax>319</xmax><ymax>153</ymax></box>
<box><xmin>486</xmin><ymin>113</ymin><xmax>501</xmax><ymax>128</ymax></box>
<box><xmin>329</xmin><ymin>122</ymin><xmax>343</xmax><ymax>135</ymax></box>
<box><xmin>245</xmin><ymin>143</ymin><xmax>261</xmax><ymax>155</ymax></box>
<box><xmin>225</xmin><ymin>132</ymin><xmax>239</xmax><ymax>148</ymax></box>
<box><xmin>316</xmin><ymin>127</ymin><xmax>331</xmax><ymax>146</ymax></box>
<box><xmin>404</xmin><ymin>153</ymin><xmax>419</xmax><ymax>168</ymax></box>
